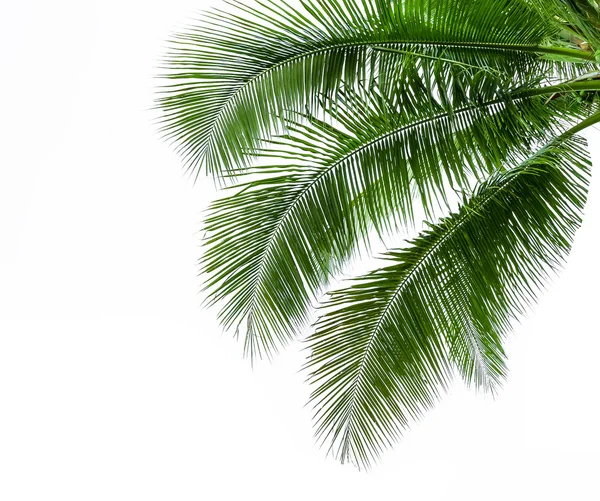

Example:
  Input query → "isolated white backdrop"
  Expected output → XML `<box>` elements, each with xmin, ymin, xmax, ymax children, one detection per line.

<box><xmin>1</xmin><ymin>1</ymin><xmax>599</xmax><ymax>499</ymax></box>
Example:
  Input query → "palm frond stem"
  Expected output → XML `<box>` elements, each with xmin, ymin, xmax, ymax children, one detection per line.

<box><xmin>563</xmin><ymin>109</ymin><xmax>600</xmax><ymax>134</ymax></box>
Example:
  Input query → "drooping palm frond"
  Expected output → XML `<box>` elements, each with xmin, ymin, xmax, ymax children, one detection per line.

<box><xmin>157</xmin><ymin>0</ymin><xmax>593</xmax><ymax>178</ymax></box>
<box><xmin>305</xmin><ymin>135</ymin><xmax>591</xmax><ymax>468</ymax></box>
<box><xmin>200</xmin><ymin>72</ymin><xmax>590</xmax><ymax>360</ymax></box>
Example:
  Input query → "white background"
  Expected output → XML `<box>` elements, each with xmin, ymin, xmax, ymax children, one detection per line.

<box><xmin>1</xmin><ymin>1</ymin><xmax>599</xmax><ymax>499</ymax></box>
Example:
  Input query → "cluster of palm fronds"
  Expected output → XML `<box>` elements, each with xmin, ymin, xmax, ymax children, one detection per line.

<box><xmin>157</xmin><ymin>0</ymin><xmax>600</xmax><ymax>468</ymax></box>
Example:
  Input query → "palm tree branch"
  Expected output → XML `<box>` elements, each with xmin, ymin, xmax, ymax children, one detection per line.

<box><xmin>157</xmin><ymin>0</ymin><xmax>590</xmax><ymax>177</ymax></box>
<box><xmin>305</xmin><ymin>135</ymin><xmax>591</xmax><ymax>468</ymax></box>
<box><xmin>201</xmin><ymin>80</ymin><xmax>588</xmax><ymax>360</ymax></box>
<box><xmin>176</xmin><ymin>40</ymin><xmax>595</xmax><ymax>151</ymax></box>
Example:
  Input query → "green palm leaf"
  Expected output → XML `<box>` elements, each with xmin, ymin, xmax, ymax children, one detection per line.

<box><xmin>156</xmin><ymin>0</ymin><xmax>591</xmax><ymax>178</ymax></box>
<box><xmin>201</xmin><ymin>76</ymin><xmax>586</xmax><ymax>360</ymax></box>
<box><xmin>305</xmin><ymin>135</ymin><xmax>591</xmax><ymax>468</ymax></box>
<box><xmin>158</xmin><ymin>0</ymin><xmax>600</xmax><ymax>468</ymax></box>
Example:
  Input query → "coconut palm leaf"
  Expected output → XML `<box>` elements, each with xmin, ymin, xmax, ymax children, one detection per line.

<box><xmin>200</xmin><ymin>77</ymin><xmax>590</xmax><ymax>360</ymax></box>
<box><xmin>156</xmin><ymin>0</ymin><xmax>594</xmax><ymax>178</ymax></box>
<box><xmin>305</xmin><ymin>135</ymin><xmax>591</xmax><ymax>468</ymax></box>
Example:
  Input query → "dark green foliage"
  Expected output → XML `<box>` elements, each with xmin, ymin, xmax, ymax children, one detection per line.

<box><xmin>158</xmin><ymin>0</ymin><xmax>600</xmax><ymax>467</ymax></box>
<box><xmin>201</xmin><ymin>83</ymin><xmax>586</xmax><ymax>359</ymax></box>
<box><xmin>157</xmin><ymin>0</ymin><xmax>591</xmax><ymax>177</ymax></box>
<box><xmin>305</xmin><ymin>137</ymin><xmax>590</xmax><ymax>467</ymax></box>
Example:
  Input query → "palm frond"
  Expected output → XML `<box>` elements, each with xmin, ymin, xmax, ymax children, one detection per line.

<box><xmin>305</xmin><ymin>135</ymin><xmax>591</xmax><ymax>468</ymax></box>
<box><xmin>200</xmin><ymin>78</ymin><xmax>587</xmax><ymax>360</ymax></box>
<box><xmin>156</xmin><ymin>0</ymin><xmax>588</xmax><ymax>178</ymax></box>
